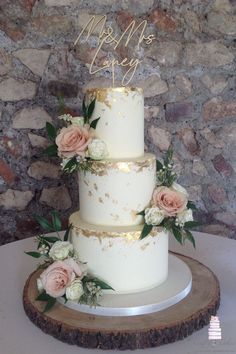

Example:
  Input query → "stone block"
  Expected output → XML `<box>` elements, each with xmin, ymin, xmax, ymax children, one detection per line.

<box><xmin>148</xmin><ymin>126</ymin><xmax>171</xmax><ymax>151</ymax></box>
<box><xmin>0</xmin><ymin>189</ymin><xmax>34</xmax><ymax>211</ymax></box>
<box><xmin>165</xmin><ymin>102</ymin><xmax>194</xmax><ymax>122</ymax></box>
<box><xmin>13</xmin><ymin>107</ymin><xmax>52</xmax><ymax>129</ymax></box>
<box><xmin>186</xmin><ymin>41</ymin><xmax>234</xmax><ymax>67</ymax></box>
<box><xmin>13</xmin><ymin>48</ymin><xmax>51</xmax><ymax>76</ymax></box>
<box><xmin>0</xmin><ymin>78</ymin><xmax>36</xmax><ymax>101</ymax></box>
<box><xmin>27</xmin><ymin>161</ymin><xmax>60</xmax><ymax>180</ymax></box>
<box><xmin>212</xmin><ymin>154</ymin><xmax>234</xmax><ymax>177</ymax></box>
<box><xmin>40</xmin><ymin>185</ymin><xmax>72</xmax><ymax>210</ymax></box>
<box><xmin>203</xmin><ymin>98</ymin><xmax>236</xmax><ymax>121</ymax></box>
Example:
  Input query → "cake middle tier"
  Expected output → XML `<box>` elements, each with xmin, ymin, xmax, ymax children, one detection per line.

<box><xmin>78</xmin><ymin>153</ymin><xmax>156</xmax><ymax>227</ymax></box>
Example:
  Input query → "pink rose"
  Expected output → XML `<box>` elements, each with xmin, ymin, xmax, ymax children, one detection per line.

<box><xmin>152</xmin><ymin>186</ymin><xmax>187</xmax><ymax>217</ymax></box>
<box><xmin>40</xmin><ymin>260</ymin><xmax>76</xmax><ymax>298</ymax></box>
<box><xmin>55</xmin><ymin>125</ymin><xmax>92</xmax><ymax>158</ymax></box>
<box><xmin>63</xmin><ymin>258</ymin><xmax>83</xmax><ymax>277</ymax></box>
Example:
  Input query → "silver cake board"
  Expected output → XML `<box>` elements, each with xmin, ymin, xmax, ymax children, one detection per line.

<box><xmin>57</xmin><ymin>254</ymin><xmax>192</xmax><ymax>316</ymax></box>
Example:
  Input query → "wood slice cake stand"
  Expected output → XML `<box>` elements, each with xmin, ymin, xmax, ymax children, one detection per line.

<box><xmin>23</xmin><ymin>253</ymin><xmax>220</xmax><ymax>350</ymax></box>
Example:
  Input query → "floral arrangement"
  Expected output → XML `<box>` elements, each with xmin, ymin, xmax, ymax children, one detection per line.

<box><xmin>43</xmin><ymin>98</ymin><xmax>108</xmax><ymax>173</ymax></box>
<box><xmin>138</xmin><ymin>148</ymin><xmax>199</xmax><ymax>247</ymax></box>
<box><xmin>25</xmin><ymin>211</ymin><xmax>113</xmax><ymax>312</ymax></box>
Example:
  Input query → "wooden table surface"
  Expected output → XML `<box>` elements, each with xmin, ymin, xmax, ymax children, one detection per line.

<box><xmin>0</xmin><ymin>231</ymin><xmax>235</xmax><ymax>354</ymax></box>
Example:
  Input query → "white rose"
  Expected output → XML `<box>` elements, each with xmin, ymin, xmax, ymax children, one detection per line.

<box><xmin>172</xmin><ymin>182</ymin><xmax>189</xmax><ymax>197</ymax></box>
<box><xmin>66</xmin><ymin>279</ymin><xmax>84</xmax><ymax>301</ymax></box>
<box><xmin>37</xmin><ymin>278</ymin><xmax>44</xmax><ymax>293</ymax></box>
<box><xmin>144</xmin><ymin>207</ymin><xmax>165</xmax><ymax>226</ymax></box>
<box><xmin>49</xmin><ymin>241</ymin><xmax>73</xmax><ymax>261</ymax></box>
<box><xmin>88</xmin><ymin>139</ymin><xmax>108</xmax><ymax>160</ymax></box>
<box><xmin>176</xmin><ymin>209</ymin><xmax>193</xmax><ymax>226</ymax></box>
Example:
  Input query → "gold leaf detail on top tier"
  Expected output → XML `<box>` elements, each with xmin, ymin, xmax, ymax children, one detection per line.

<box><xmin>86</xmin><ymin>87</ymin><xmax>143</xmax><ymax>109</ymax></box>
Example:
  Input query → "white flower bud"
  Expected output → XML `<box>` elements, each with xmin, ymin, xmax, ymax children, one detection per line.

<box><xmin>88</xmin><ymin>139</ymin><xmax>108</xmax><ymax>160</ymax></box>
<box><xmin>176</xmin><ymin>209</ymin><xmax>193</xmax><ymax>226</ymax></box>
<box><xmin>144</xmin><ymin>207</ymin><xmax>165</xmax><ymax>226</ymax></box>
<box><xmin>37</xmin><ymin>278</ymin><xmax>44</xmax><ymax>293</ymax></box>
<box><xmin>66</xmin><ymin>279</ymin><xmax>84</xmax><ymax>301</ymax></box>
<box><xmin>49</xmin><ymin>241</ymin><xmax>73</xmax><ymax>261</ymax></box>
<box><xmin>70</xmin><ymin>116</ymin><xmax>84</xmax><ymax>127</ymax></box>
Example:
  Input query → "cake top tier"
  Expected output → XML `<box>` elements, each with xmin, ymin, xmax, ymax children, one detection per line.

<box><xmin>85</xmin><ymin>87</ymin><xmax>144</xmax><ymax>159</ymax></box>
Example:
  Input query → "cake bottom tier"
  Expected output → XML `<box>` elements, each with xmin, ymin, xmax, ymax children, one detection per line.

<box><xmin>69</xmin><ymin>212</ymin><xmax>169</xmax><ymax>294</ymax></box>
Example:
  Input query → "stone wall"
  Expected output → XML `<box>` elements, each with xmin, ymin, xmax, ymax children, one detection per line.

<box><xmin>0</xmin><ymin>0</ymin><xmax>235</xmax><ymax>244</ymax></box>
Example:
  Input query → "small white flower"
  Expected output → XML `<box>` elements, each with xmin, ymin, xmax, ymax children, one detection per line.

<box><xmin>60</xmin><ymin>157</ymin><xmax>71</xmax><ymax>169</ymax></box>
<box><xmin>176</xmin><ymin>209</ymin><xmax>193</xmax><ymax>227</ymax></box>
<box><xmin>37</xmin><ymin>278</ymin><xmax>44</xmax><ymax>293</ymax></box>
<box><xmin>58</xmin><ymin>114</ymin><xmax>73</xmax><ymax>122</ymax></box>
<box><xmin>88</xmin><ymin>139</ymin><xmax>108</xmax><ymax>160</ymax></box>
<box><xmin>38</xmin><ymin>244</ymin><xmax>49</xmax><ymax>255</ymax></box>
<box><xmin>144</xmin><ymin>207</ymin><xmax>165</xmax><ymax>226</ymax></box>
<box><xmin>172</xmin><ymin>182</ymin><xmax>189</xmax><ymax>197</ymax></box>
<box><xmin>49</xmin><ymin>241</ymin><xmax>73</xmax><ymax>261</ymax></box>
<box><xmin>66</xmin><ymin>279</ymin><xmax>84</xmax><ymax>301</ymax></box>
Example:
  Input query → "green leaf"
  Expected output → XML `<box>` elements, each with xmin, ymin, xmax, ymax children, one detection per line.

<box><xmin>36</xmin><ymin>292</ymin><xmax>52</xmax><ymax>302</ymax></box>
<box><xmin>140</xmin><ymin>223</ymin><xmax>153</xmax><ymax>240</ymax></box>
<box><xmin>184</xmin><ymin>221</ymin><xmax>200</xmax><ymax>229</ymax></box>
<box><xmin>51</xmin><ymin>210</ymin><xmax>62</xmax><ymax>231</ymax></box>
<box><xmin>172</xmin><ymin>226</ymin><xmax>183</xmax><ymax>245</ymax></box>
<box><xmin>87</xmin><ymin>98</ymin><xmax>96</xmax><ymax>119</ymax></box>
<box><xmin>42</xmin><ymin>144</ymin><xmax>58</xmax><ymax>157</ymax></box>
<box><xmin>24</xmin><ymin>251</ymin><xmax>41</xmax><ymax>258</ymax></box>
<box><xmin>90</xmin><ymin>117</ymin><xmax>100</xmax><ymax>130</ymax></box>
<box><xmin>185</xmin><ymin>229</ymin><xmax>196</xmax><ymax>249</ymax></box>
<box><xmin>187</xmin><ymin>201</ymin><xmax>197</xmax><ymax>210</ymax></box>
<box><xmin>83</xmin><ymin>276</ymin><xmax>114</xmax><ymax>290</ymax></box>
<box><xmin>46</xmin><ymin>122</ymin><xmax>57</xmax><ymax>141</ymax></box>
<box><xmin>57</xmin><ymin>95</ymin><xmax>65</xmax><ymax>115</ymax></box>
<box><xmin>43</xmin><ymin>297</ymin><xmax>57</xmax><ymax>313</ymax></box>
<box><xmin>63</xmin><ymin>156</ymin><xmax>77</xmax><ymax>172</ymax></box>
<box><xmin>136</xmin><ymin>210</ymin><xmax>145</xmax><ymax>216</ymax></box>
<box><xmin>63</xmin><ymin>224</ymin><xmax>72</xmax><ymax>241</ymax></box>
<box><xmin>156</xmin><ymin>160</ymin><xmax>163</xmax><ymax>171</ymax></box>
<box><xmin>35</xmin><ymin>215</ymin><xmax>54</xmax><ymax>231</ymax></box>
<box><xmin>82</xmin><ymin>97</ymin><xmax>87</xmax><ymax>117</ymax></box>
<box><xmin>42</xmin><ymin>236</ymin><xmax>60</xmax><ymax>243</ymax></box>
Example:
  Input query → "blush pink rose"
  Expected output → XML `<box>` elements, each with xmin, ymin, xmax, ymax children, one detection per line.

<box><xmin>55</xmin><ymin>125</ymin><xmax>92</xmax><ymax>158</ymax></box>
<box><xmin>152</xmin><ymin>186</ymin><xmax>187</xmax><ymax>217</ymax></box>
<box><xmin>40</xmin><ymin>260</ymin><xmax>76</xmax><ymax>298</ymax></box>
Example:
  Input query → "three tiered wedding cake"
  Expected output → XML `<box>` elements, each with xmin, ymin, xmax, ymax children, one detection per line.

<box><xmin>69</xmin><ymin>87</ymin><xmax>169</xmax><ymax>294</ymax></box>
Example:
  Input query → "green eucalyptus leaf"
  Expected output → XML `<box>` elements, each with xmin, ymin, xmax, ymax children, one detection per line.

<box><xmin>43</xmin><ymin>297</ymin><xmax>57</xmax><ymax>313</ymax></box>
<box><xmin>82</xmin><ymin>97</ymin><xmax>87</xmax><ymax>118</ymax></box>
<box><xmin>140</xmin><ymin>223</ymin><xmax>153</xmax><ymax>240</ymax></box>
<box><xmin>187</xmin><ymin>201</ymin><xmax>197</xmax><ymax>210</ymax></box>
<box><xmin>36</xmin><ymin>292</ymin><xmax>52</xmax><ymax>301</ymax></box>
<box><xmin>24</xmin><ymin>251</ymin><xmax>41</xmax><ymax>258</ymax></box>
<box><xmin>136</xmin><ymin>210</ymin><xmax>145</xmax><ymax>216</ymax></box>
<box><xmin>63</xmin><ymin>224</ymin><xmax>72</xmax><ymax>241</ymax></box>
<box><xmin>35</xmin><ymin>215</ymin><xmax>54</xmax><ymax>231</ymax></box>
<box><xmin>172</xmin><ymin>226</ymin><xmax>183</xmax><ymax>245</ymax></box>
<box><xmin>63</xmin><ymin>156</ymin><xmax>78</xmax><ymax>172</ymax></box>
<box><xmin>184</xmin><ymin>221</ymin><xmax>200</xmax><ymax>229</ymax></box>
<box><xmin>43</xmin><ymin>236</ymin><xmax>60</xmax><ymax>243</ymax></box>
<box><xmin>42</xmin><ymin>144</ymin><xmax>58</xmax><ymax>157</ymax></box>
<box><xmin>46</xmin><ymin>122</ymin><xmax>57</xmax><ymax>141</ymax></box>
<box><xmin>156</xmin><ymin>160</ymin><xmax>163</xmax><ymax>171</ymax></box>
<box><xmin>185</xmin><ymin>229</ymin><xmax>196</xmax><ymax>249</ymax></box>
<box><xmin>87</xmin><ymin>98</ymin><xmax>96</xmax><ymax>119</ymax></box>
<box><xmin>51</xmin><ymin>210</ymin><xmax>62</xmax><ymax>231</ymax></box>
<box><xmin>90</xmin><ymin>117</ymin><xmax>100</xmax><ymax>130</ymax></box>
